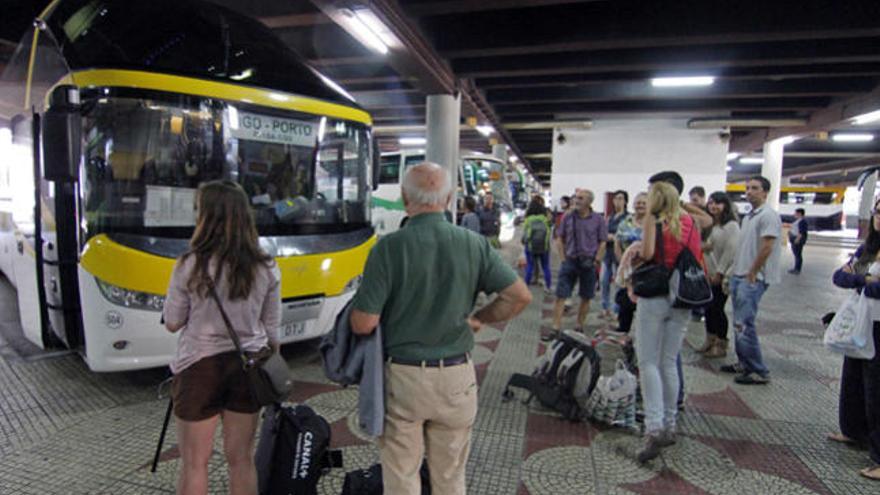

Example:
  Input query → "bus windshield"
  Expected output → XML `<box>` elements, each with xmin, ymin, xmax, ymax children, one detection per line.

<box><xmin>81</xmin><ymin>94</ymin><xmax>371</xmax><ymax>238</ymax></box>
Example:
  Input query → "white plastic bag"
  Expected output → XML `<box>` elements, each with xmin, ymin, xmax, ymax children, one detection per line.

<box><xmin>585</xmin><ymin>360</ymin><xmax>638</xmax><ymax>428</ymax></box>
<box><xmin>825</xmin><ymin>292</ymin><xmax>875</xmax><ymax>359</ymax></box>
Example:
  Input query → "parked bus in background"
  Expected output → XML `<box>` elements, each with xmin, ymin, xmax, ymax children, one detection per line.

<box><xmin>726</xmin><ymin>184</ymin><xmax>846</xmax><ymax>231</ymax></box>
<box><xmin>0</xmin><ymin>0</ymin><xmax>378</xmax><ymax>371</ymax></box>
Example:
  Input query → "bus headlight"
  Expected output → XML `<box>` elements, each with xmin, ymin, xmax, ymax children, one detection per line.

<box><xmin>343</xmin><ymin>275</ymin><xmax>362</xmax><ymax>294</ymax></box>
<box><xmin>95</xmin><ymin>278</ymin><xmax>165</xmax><ymax>312</ymax></box>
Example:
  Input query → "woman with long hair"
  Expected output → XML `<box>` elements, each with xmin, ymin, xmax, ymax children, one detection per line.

<box><xmin>613</xmin><ymin>191</ymin><xmax>647</xmax><ymax>333</ymax></box>
<box><xmin>635</xmin><ymin>181</ymin><xmax>703</xmax><ymax>463</ymax></box>
<box><xmin>699</xmin><ymin>191</ymin><xmax>740</xmax><ymax>358</ymax></box>
<box><xmin>829</xmin><ymin>197</ymin><xmax>880</xmax><ymax>481</ymax></box>
<box><xmin>522</xmin><ymin>197</ymin><xmax>553</xmax><ymax>292</ymax></box>
<box><xmin>601</xmin><ymin>190</ymin><xmax>630</xmax><ymax>320</ymax></box>
<box><xmin>163</xmin><ymin>180</ymin><xmax>281</xmax><ymax>495</ymax></box>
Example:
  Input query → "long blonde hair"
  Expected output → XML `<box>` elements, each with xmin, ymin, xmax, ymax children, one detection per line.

<box><xmin>184</xmin><ymin>180</ymin><xmax>272</xmax><ymax>300</ymax></box>
<box><xmin>648</xmin><ymin>181</ymin><xmax>683</xmax><ymax>239</ymax></box>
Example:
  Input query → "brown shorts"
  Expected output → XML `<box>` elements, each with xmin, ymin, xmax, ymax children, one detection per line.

<box><xmin>171</xmin><ymin>351</ymin><xmax>261</xmax><ymax>421</ymax></box>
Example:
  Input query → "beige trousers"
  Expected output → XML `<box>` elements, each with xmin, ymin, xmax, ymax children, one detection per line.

<box><xmin>379</xmin><ymin>360</ymin><xmax>478</xmax><ymax>495</ymax></box>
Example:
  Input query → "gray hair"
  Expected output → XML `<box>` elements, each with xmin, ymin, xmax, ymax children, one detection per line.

<box><xmin>401</xmin><ymin>162</ymin><xmax>452</xmax><ymax>207</ymax></box>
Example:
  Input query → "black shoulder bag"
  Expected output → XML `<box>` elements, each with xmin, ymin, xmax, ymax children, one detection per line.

<box><xmin>631</xmin><ymin>222</ymin><xmax>670</xmax><ymax>298</ymax></box>
<box><xmin>208</xmin><ymin>281</ymin><xmax>293</xmax><ymax>406</ymax></box>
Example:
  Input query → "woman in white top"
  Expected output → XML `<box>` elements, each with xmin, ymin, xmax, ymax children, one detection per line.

<box><xmin>163</xmin><ymin>180</ymin><xmax>281</xmax><ymax>495</ymax></box>
<box><xmin>699</xmin><ymin>191</ymin><xmax>740</xmax><ymax>358</ymax></box>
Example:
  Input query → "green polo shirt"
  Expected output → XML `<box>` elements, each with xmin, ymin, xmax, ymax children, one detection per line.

<box><xmin>352</xmin><ymin>212</ymin><xmax>518</xmax><ymax>361</ymax></box>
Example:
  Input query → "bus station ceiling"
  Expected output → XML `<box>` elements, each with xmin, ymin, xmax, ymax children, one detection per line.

<box><xmin>3</xmin><ymin>0</ymin><xmax>880</xmax><ymax>186</ymax></box>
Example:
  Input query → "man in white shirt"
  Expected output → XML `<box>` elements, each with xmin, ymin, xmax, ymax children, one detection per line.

<box><xmin>721</xmin><ymin>176</ymin><xmax>782</xmax><ymax>385</ymax></box>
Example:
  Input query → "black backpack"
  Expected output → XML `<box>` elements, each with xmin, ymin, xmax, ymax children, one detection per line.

<box><xmin>526</xmin><ymin>217</ymin><xmax>549</xmax><ymax>254</ymax></box>
<box><xmin>340</xmin><ymin>461</ymin><xmax>431</xmax><ymax>495</ymax></box>
<box><xmin>502</xmin><ymin>330</ymin><xmax>601</xmax><ymax>421</ymax></box>
<box><xmin>256</xmin><ymin>403</ymin><xmax>342</xmax><ymax>495</ymax></box>
<box><xmin>669</xmin><ymin>223</ymin><xmax>713</xmax><ymax>309</ymax></box>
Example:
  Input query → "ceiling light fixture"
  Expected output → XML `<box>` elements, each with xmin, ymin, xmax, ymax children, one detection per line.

<box><xmin>651</xmin><ymin>76</ymin><xmax>715</xmax><ymax>87</ymax></box>
<box><xmin>852</xmin><ymin>110</ymin><xmax>880</xmax><ymax>126</ymax></box>
<box><xmin>726</xmin><ymin>152</ymin><xmax>740</xmax><ymax>161</ymax></box>
<box><xmin>399</xmin><ymin>137</ymin><xmax>426</xmax><ymax>146</ymax></box>
<box><xmin>341</xmin><ymin>8</ymin><xmax>389</xmax><ymax>55</ymax></box>
<box><xmin>475</xmin><ymin>125</ymin><xmax>495</xmax><ymax>137</ymax></box>
<box><xmin>726</xmin><ymin>165</ymin><xmax>733</xmax><ymax>172</ymax></box>
<box><xmin>739</xmin><ymin>157</ymin><xmax>764</xmax><ymax>165</ymax></box>
<box><xmin>832</xmin><ymin>133</ymin><xmax>875</xmax><ymax>143</ymax></box>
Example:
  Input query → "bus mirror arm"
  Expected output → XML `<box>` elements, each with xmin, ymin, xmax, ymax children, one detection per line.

<box><xmin>42</xmin><ymin>85</ymin><xmax>82</xmax><ymax>183</ymax></box>
<box><xmin>371</xmin><ymin>134</ymin><xmax>380</xmax><ymax>191</ymax></box>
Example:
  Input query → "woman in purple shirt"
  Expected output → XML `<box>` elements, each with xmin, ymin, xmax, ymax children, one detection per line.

<box><xmin>164</xmin><ymin>180</ymin><xmax>281</xmax><ymax>494</ymax></box>
<box><xmin>830</xmin><ymin>198</ymin><xmax>880</xmax><ymax>481</ymax></box>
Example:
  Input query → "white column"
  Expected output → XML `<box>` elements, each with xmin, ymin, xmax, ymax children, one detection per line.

<box><xmin>426</xmin><ymin>94</ymin><xmax>461</xmax><ymax>216</ymax></box>
<box><xmin>761</xmin><ymin>138</ymin><xmax>785</xmax><ymax>211</ymax></box>
<box><xmin>859</xmin><ymin>170</ymin><xmax>878</xmax><ymax>238</ymax></box>
<box><xmin>492</xmin><ymin>143</ymin><xmax>508</xmax><ymax>162</ymax></box>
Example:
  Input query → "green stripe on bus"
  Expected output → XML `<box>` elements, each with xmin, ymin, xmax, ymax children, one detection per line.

<box><xmin>372</xmin><ymin>197</ymin><xmax>405</xmax><ymax>211</ymax></box>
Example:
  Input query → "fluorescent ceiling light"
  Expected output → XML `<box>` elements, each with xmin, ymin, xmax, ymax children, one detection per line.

<box><xmin>475</xmin><ymin>125</ymin><xmax>494</xmax><ymax>137</ymax></box>
<box><xmin>399</xmin><ymin>137</ymin><xmax>426</xmax><ymax>146</ymax></box>
<box><xmin>740</xmin><ymin>157</ymin><xmax>764</xmax><ymax>165</ymax></box>
<box><xmin>832</xmin><ymin>133</ymin><xmax>875</xmax><ymax>143</ymax></box>
<box><xmin>726</xmin><ymin>165</ymin><xmax>732</xmax><ymax>172</ymax></box>
<box><xmin>726</xmin><ymin>152</ymin><xmax>740</xmax><ymax>161</ymax></box>
<box><xmin>353</xmin><ymin>8</ymin><xmax>398</xmax><ymax>48</ymax></box>
<box><xmin>651</xmin><ymin>76</ymin><xmax>715</xmax><ymax>87</ymax></box>
<box><xmin>229</xmin><ymin>68</ymin><xmax>253</xmax><ymax>81</ymax></box>
<box><xmin>341</xmin><ymin>8</ymin><xmax>389</xmax><ymax>55</ymax></box>
<box><xmin>852</xmin><ymin>110</ymin><xmax>880</xmax><ymax>126</ymax></box>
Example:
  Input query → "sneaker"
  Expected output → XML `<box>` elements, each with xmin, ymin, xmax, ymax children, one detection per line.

<box><xmin>637</xmin><ymin>434</ymin><xmax>663</xmax><ymax>463</ymax></box>
<box><xmin>734</xmin><ymin>372</ymin><xmax>770</xmax><ymax>385</ymax></box>
<box><xmin>720</xmin><ymin>363</ymin><xmax>744</xmax><ymax>374</ymax></box>
<box><xmin>656</xmin><ymin>429</ymin><xmax>677</xmax><ymax>448</ymax></box>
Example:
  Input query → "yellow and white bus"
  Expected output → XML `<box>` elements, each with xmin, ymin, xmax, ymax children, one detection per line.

<box><xmin>726</xmin><ymin>184</ymin><xmax>846</xmax><ymax>230</ymax></box>
<box><xmin>0</xmin><ymin>0</ymin><xmax>378</xmax><ymax>371</ymax></box>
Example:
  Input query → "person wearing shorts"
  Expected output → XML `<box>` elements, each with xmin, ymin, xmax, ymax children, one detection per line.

<box><xmin>164</xmin><ymin>180</ymin><xmax>281</xmax><ymax>495</ymax></box>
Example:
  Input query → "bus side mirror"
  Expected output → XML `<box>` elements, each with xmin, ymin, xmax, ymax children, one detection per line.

<box><xmin>371</xmin><ymin>134</ymin><xmax>380</xmax><ymax>191</ymax></box>
<box><xmin>42</xmin><ymin>85</ymin><xmax>81</xmax><ymax>183</ymax></box>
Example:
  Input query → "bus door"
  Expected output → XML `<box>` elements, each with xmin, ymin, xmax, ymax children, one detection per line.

<box><xmin>38</xmin><ymin>86</ymin><xmax>85</xmax><ymax>350</ymax></box>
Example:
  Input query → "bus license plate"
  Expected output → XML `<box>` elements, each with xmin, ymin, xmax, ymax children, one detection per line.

<box><xmin>281</xmin><ymin>321</ymin><xmax>307</xmax><ymax>339</ymax></box>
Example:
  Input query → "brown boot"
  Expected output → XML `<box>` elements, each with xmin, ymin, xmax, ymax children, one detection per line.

<box><xmin>696</xmin><ymin>334</ymin><xmax>716</xmax><ymax>353</ymax></box>
<box><xmin>705</xmin><ymin>338</ymin><xmax>728</xmax><ymax>358</ymax></box>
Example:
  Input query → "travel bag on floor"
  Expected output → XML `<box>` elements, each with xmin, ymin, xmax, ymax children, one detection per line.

<box><xmin>255</xmin><ymin>403</ymin><xmax>342</xmax><ymax>495</ymax></box>
<box><xmin>585</xmin><ymin>359</ymin><xmax>638</xmax><ymax>430</ymax></box>
<box><xmin>502</xmin><ymin>330</ymin><xmax>600</xmax><ymax>421</ymax></box>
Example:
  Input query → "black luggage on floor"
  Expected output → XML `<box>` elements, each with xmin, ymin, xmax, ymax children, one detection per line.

<box><xmin>502</xmin><ymin>330</ymin><xmax>600</xmax><ymax>421</ymax></box>
<box><xmin>341</xmin><ymin>461</ymin><xmax>431</xmax><ymax>495</ymax></box>
<box><xmin>255</xmin><ymin>403</ymin><xmax>342</xmax><ymax>495</ymax></box>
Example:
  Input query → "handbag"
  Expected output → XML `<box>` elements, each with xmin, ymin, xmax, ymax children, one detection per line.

<box><xmin>824</xmin><ymin>292</ymin><xmax>876</xmax><ymax>359</ymax></box>
<box><xmin>585</xmin><ymin>360</ymin><xmax>638</xmax><ymax>429</ymax></box>
<box><xmin>209</xmin><ymin>281</ymin><xmax>293</xmax><ymax>406</ymax></box>
<box><xmin>631</xmin><ymin>222</ymin><xmax>670</xmax><ymax>298</ymax></box>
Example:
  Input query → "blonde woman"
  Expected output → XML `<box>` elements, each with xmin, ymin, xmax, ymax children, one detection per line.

<box><xmin>163</xmin><ymin>180</ymin><xmax>281</xmax><ymax>495</ymax></box>
<box><xmin>635</xmin><ymin>181</ymin><xmax>704</xmax><ymax>463</ymax></box>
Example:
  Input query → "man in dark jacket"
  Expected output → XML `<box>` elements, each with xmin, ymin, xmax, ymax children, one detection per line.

<box><xmin>477</xmin><ymin>192</ymin><xmax>502</xmax><ymax>248</ymax></box>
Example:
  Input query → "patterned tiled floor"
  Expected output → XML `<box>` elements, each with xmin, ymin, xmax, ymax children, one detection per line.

<box><xmin>0</xmin><ymin>241</ymin><xmax>877</xmax><ymax>494</ymax></box>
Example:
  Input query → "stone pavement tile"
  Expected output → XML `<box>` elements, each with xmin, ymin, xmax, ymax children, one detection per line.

<box><xmin>467</xmin><ymin>465</ymin><xmax>521</xmax><ymax>494</ymax></box>
<box><xmin>520</xmin><ymin>446</ymin><xmax>598</xmax><ymax>494</ymax></box>
<box><xmin>678</xmin><ymin>413</ymin><xmax>785</xmax><ymax>445</ymax></box>
<box><xmin>619</xmin><ymin>469</ymin><xmax>712</xmax><ymax>495</ymax></box>
<box><xmin>822</xmin><ymin>479</ymin><xmax>880</xmax><ymax>495</ymax></box>
<box><xmin>469</xmin><ymin>430</ymin><xmax>527</xmax><ymax>471</ymax></box>
<box><xmin>731</xmin><ymin>377</ymin><xmax>838</xmax><ymax>426</ymax></box>
<box><xmin>789</xmin><ymin>444</ymin><xmax>880</xmax><ymax>487</ymax></box>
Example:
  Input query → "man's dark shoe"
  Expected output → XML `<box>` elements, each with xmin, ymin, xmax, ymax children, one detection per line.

<box><xmin>656</xmin><ymin>429</ymin><xmax>677</xmax><ymax>448</ymax></box>
<box><xmin>637</xmin><ymin>434</ymin><xmax>663</xmax><ymax>463</ymax></box>
<box><xmin>720</xmin><ymin>363</ymin><xmax>744</xmax><ymax>374</ymax></box>
<box><xmin>734</xmin><ymin>372</ymin><xmax>770</xmax><ymax>385</ymax></box>
<box><xmin>788</xmin><ymin>269</ymin><xmax>801</xmax><ymax>274</ymax></box>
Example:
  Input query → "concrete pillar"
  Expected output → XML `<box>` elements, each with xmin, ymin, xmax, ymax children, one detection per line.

<box><xmin>425</xmin><ymin>94</ymin><xmax>461</xmax><ymax>217</ymax></box>
<box><xmin>859</xmin><ymin>170</ymin><xmax>877</xmax><ymax>238</ymax></box>
<box><xmin>492</xmin><ymin>144</ymin><xmax>508</xmax><ymax>162</ymax></box>
<box><xmin>761</xmin><ymin>138</ymin><xmax>785</xmax><ymax>212</ymax></box>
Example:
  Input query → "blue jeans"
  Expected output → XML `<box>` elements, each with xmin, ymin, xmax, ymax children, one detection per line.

<box><xmin>634</xmin><ymin>295</ymin><xmax>689</xmax><ymax>433</ymax></box>
<box><xmin>524</xmin><ymin>249</ymin><xmax>551</xmax><ymax>288</ymax></box>
<box><xmin>730</xmin><ymin>276</ymin><xmax>769</xmax><ymax>376</ymax></box>
<box><xmin>601</xmin><ymin>258</ymin><xmax>618</xmax><ymax>312</ymax></box>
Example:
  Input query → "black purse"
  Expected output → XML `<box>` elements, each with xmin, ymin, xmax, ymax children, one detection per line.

<box><xmin>209</xmin><ymin>281</ymin><xmax>293</xmax><ymax>406</ymax></box>
<box><xmin>631</xmin><ymin>222</ymin><xmax>670</xmax><ymax>298</ymax></box>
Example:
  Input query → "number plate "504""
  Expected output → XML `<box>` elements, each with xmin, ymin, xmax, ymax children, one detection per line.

<box><xmin>280</xmin><ymin>321</ymin><xmax>307</xmax><ymax>339</ymax></box>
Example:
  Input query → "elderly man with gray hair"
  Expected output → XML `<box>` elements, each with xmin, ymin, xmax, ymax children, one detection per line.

<box><xmin>350</xmin><ymin>162</ymin><xmax>532</xmax><ymax>494</ymax></box>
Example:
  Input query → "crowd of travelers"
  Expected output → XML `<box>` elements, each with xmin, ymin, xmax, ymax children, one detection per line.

<box><xmin>160</xmin><ymin>163</ymin><xmax>878</xmax><ymax>494</ymax></box>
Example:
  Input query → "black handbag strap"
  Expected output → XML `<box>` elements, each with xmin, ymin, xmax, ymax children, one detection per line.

<box><xmin>207</xmin><ymin>279</ymin><xmax>251</xmax><ymax>367</ymax></box>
